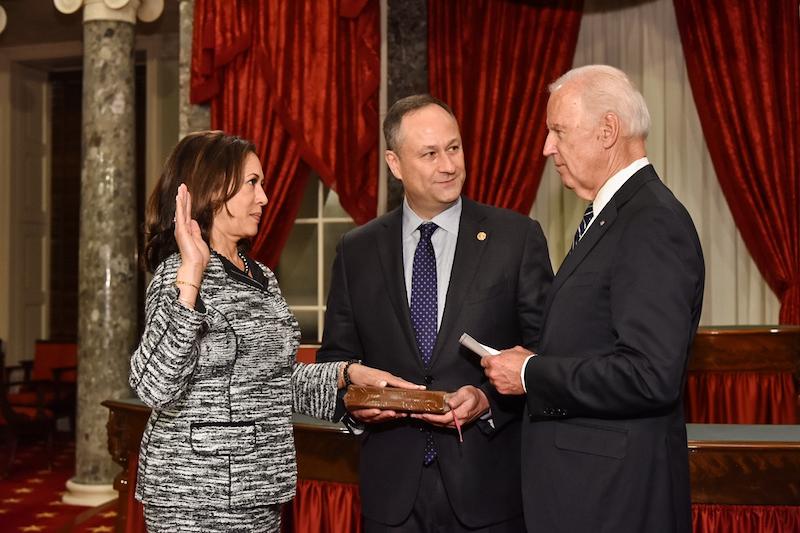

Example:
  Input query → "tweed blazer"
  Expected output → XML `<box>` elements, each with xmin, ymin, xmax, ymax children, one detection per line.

<box><xmin>130</xmin><ymin>252</ymin><xmax>340</xmax><ymax>509</ymax></box>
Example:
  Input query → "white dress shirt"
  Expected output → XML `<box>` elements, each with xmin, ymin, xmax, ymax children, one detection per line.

<box><xmin>402</xmin><ymin>197</ymin><xmax>462</xmax><ymax>330</ymax></box>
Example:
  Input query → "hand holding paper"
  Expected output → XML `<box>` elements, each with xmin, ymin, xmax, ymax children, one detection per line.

<box><xmin>481</xmin><ymin>345</ymin><xmax>531</xmax><ymax>395</ymax></box>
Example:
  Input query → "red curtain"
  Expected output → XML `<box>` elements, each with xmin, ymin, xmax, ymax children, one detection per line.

<box><xmin>428</xmin><ymin>0</ymin><xmax>583</xmax><ymax>213</ymax></box>
<box><xmin>282</xmin><ymin>480</ymin><xmax>361</xmax><ymax>533</ymax></box>
<box><xmin>673</xmin><ymin>0</ymin><xmax>800</xmax><ymax>324</ymax></box>
<box><xmin>693</xmin><ymin>504</ymin><xmax>800</xmax><ymax>533</ymax></box>
<box><xmin>191</xmin><ymin>0</ymin><xmax>380</xmax><ymax>268</ymax></box>
<box><xmin>685</xmin><ymin>372</ymin><xmax>798</xmax><ymax>424</ymax></box>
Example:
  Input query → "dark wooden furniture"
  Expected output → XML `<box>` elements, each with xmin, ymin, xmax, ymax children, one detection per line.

<box><xmin>686</xmin><ymin>326</ymin><xmax>800</xmax><ymax>424</ymax></box>
<box><xmin>8</xmin><ymin>340</ymin><xmax>78</xmax><ymax>431</ymax></box>
<box><xmin>102</xmin><ymin>399</ymin><xmax>150</xmax><ymax>531</ymax></box>
<box><xmin>690</xmin><ymin>326</ymin><xmax>800</xmax><ymax>374</ymax></box>
<box><xmin>0</xmin><ymin>339</ymin><xmax>56</xmax><ymax>477</ymax></box>
<box><xmin>103</xmin><ymin>398</ymin><xmax>800</xmax><ymax>533</ymax></box>
<box><xmin>688</xmin><ymin>424</ymin><xmax>800</xmax><ymax>505</ymax></box>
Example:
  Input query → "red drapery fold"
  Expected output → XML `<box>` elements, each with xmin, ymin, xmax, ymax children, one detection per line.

<box><xmin>427</xmin><ymin>0</ymin><xmax>583</xmax><ymax>213</ymax></box>
<box><xmin>693</xmin><ymin>504</ymin><xmax>800</xmax><ymax>533</ymax></box>
<box><xmin>685</xmin><ymin>372</ymin><xmax>798</xmax><ymax>424</ymax></box>
<box><xmin>282</xmin><ymin>480</ymin><xmax>362</xmax><ymax>533</ymax></box>
<box><xmin>673</xmin><ymin>0</ymin><xmax>800</xmax><ymax>324</ymax></box>
<box><xmin>191</xmin><ymin>0</ymin><xmax>380</xmax><ymax>267</ymax></box>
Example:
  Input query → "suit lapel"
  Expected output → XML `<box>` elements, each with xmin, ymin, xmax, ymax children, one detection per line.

<box><xmin>375</xmin><ymin>207</ymin><xmax>424</xmax><ymax>367</ymax></box>
<box><xmin>430</xmin><ymin>198</ymin><xmax>488</xmax><ymax>366</ymax></box>
<box><xmin>543</xmin><ymin>165</ymin><xmax>659</xmax><ymax>317</ymax></box>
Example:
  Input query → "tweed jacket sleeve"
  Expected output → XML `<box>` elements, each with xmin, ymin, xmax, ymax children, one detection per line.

<box><xmin>291</xmin><ymin>362</ymin><xmax>341</xmax><ymax>421</ymax></box>
<box><xmin>130</xmin><ymin>255</ymin><xmax>207</xmax><ymax>410</ymax></box>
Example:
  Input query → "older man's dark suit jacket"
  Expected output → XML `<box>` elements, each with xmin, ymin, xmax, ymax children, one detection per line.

<box><xmin>521</xmin><ymin>165</ymin><xmax>704</xmax><ymax>533</ymax></box>
<box><xmin>317</xmin><ymin>197</ymin><xmax>553</xmax><ymax>528</ymax></box>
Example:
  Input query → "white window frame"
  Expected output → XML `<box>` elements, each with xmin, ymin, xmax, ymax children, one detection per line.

<box><xmin>285</xmin><ymin>180</ymin><xmax>353</xmax><ymax>343</ymax></box>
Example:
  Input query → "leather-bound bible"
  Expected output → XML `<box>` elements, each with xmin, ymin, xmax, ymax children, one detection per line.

<box><xmin>344</xmin><ymin>386</ymin><xmax>450</xmax><ymax>414</ymax></box>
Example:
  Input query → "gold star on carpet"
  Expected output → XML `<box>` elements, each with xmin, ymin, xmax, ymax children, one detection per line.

<box><xmin>0</xmin><ymin>508</ymin><xmax>7</xmax><ymax>513</ymax></box>
<box><xmin>48</xmin><ymin>500</ymin><xmax>64</xmax><ymax>506</ymax></box>
<box><xmin>20</xmin><ymin>526</ymin><xmax>45</xmax><ymax>532</ymax></box>
<box><xmin>101</xmin><ymin>511</ymin><xmax>117</xmax><ymax>518</ymax></box>
<box><xmin>27</xmin><ymin>478</ymin><xmax>44</xmax><ymax>484</ymax></box>
<box><xmin>15</xmin><ymin>487</ymin><xmax>34</xmax><ymax>494</ymax></box>
<box><xmin>88</xmin><ymin>526</ymin><xmax>114</xmax><ymax>532</ymax></box>
<box><xmin>2</xmin><ymin>498</ymin><xmax>21</xmax><ymax>504</ymax></box>
<box><xmin>36</xmin><ymin>512</ymin><xmax>57</xmax><ymax>518</ymax></box>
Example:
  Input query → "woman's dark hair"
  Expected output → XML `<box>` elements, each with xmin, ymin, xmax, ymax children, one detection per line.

<box><xmin>143</xmin><ymin>130</ymin><xmax>257</xmax><ymax>272</ymax></box>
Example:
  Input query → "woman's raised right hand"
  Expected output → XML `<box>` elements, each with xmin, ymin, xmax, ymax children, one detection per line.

<box><xmin>174</xmin><ymin>183</ymin><xmax>210</xmax><ymax>272</ymax></box>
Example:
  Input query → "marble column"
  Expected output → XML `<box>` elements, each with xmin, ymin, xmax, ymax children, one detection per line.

<box><xmin>53</xmin><ymin>0</ymin><xmax>163</xmax><ymax>507</ymax></box>
<box><xmin>179</xmin><ymin>0</ymin><xmax>209</xmax><ymax>138</ymax></box>
<box><xmin>386</xmin><ymin>0</ymin><xmax>428</xmax><ymax>211</ymax></box>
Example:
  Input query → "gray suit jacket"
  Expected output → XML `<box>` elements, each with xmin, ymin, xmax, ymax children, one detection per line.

<box><xmin>130</xmin><ymin>253</ymin><xmax>340</xmax><ymax>509</ymax></box>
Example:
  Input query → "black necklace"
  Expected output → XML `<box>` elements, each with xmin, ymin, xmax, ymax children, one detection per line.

<box><xmin>237</xmin><ymin>249</ymin><xmax>249</xmax><ymax>275</ymax></box>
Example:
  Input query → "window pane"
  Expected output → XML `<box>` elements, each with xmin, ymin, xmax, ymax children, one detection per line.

<box><xmin>276</xmin><ymin>224</ymin><xmax>318</xmax><ymax>305</ymax></box>
<box><xmin>292</xmin><ymin>310</ymin><xmax>319</xmax><ymax>344</ymax></box>
<box><xmin>322</xmin><ymin>187</ymin><xmax>349</xmax><ymax>218</ymax></box>
<box><xmin>296</xmin><ymin>173</ymin><xmax>319</xmax><ymax>219</ymax></box>
<box><xmin>323</xmin><ymin>222</ymin><xmax>357</xmax><ymax>298</ymax></box>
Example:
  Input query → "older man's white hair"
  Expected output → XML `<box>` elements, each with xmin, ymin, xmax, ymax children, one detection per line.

<box><xmin>549</xmin><ymin>65</ymin><xmax>651</xmax><ymax>139</ymax></box>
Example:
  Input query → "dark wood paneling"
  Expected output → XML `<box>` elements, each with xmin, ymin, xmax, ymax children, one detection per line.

<box><xmin>103</xmin><ymin>399</ymin><xmax>800</xmax><ymax>518</ymax></box>
<box><xmin>689</xmin><ymin>442</ymin><xmax>800</xmax><ymax>505</ymax></box>
<box><xmin>49</xmin><ymin>70</ymin><xmax>82</xmax><ymax>342</ymax></box>
<box><xmin>690</xmin><ymin>326</ymin><xmax>800</xmax><ymax>372</ymax></box>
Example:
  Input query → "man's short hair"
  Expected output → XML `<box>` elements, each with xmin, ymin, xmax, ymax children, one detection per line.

<box><xmin>383</xmin><ymin>94</ymin><xmax>456</xmax><ymax>152</ymax></box>
<box><xmin>549</xmin><ymin>65</ymin><xmax>651</xmax><ymax>139</ymax></box>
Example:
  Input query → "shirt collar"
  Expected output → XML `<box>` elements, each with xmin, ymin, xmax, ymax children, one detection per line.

<box><xmin>592</xmin><ymin>157</ymin><xmax>649</xmax><ymax>217</ymax></box>
<box><xmin>402</xmin><ymin>196</ymin><xmax>462</xmax><ymax>237</ymax></box>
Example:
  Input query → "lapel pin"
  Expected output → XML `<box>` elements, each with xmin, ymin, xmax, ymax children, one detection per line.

<box><xmin>477</xmin><ymin>231</ymin><xmax>487</xmax><ymax>241</ymax></box>
<box><xmin>600</xmin><ymin>220</ymin><xmax>605</xmax><ymax>226</ymax></box>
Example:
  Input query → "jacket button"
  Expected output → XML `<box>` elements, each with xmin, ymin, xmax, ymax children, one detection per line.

<box><xmin>424</xmin><ymin>375</ymin><xmax>433</xmax><ymax>385</ymax></box>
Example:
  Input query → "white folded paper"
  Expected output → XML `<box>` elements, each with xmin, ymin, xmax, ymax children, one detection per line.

<box><xmin>459</xmin><ymin>333</ymin><xmax>500</xmax><ymax>358</ymax></box>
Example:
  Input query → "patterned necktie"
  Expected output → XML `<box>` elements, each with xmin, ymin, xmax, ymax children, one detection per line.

<box><xmin>410</xmin><ymin>222</ymin><xmax>438</xmax><ymax>465</ymax></box>
<box><xmin>410</xmin><ymin>222</ymin><xmax>438</xmax><ymax>366</ymax></box>
<box><xmin>571</xmin><ymin>203</ymin><xmax>594</xmax><ymax>250</ymax></box>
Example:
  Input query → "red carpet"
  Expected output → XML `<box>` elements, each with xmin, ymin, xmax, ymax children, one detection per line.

<box><xmin>1</xmin><ymin>435</ymin><xmax>117</xmax><ymax>532</ymax></box>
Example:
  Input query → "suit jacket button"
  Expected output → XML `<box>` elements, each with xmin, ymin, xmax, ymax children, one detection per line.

<box><xmin>424</xmin><ymin>375</ymin><xmax>433</xmax><ymax>385</ymax></box>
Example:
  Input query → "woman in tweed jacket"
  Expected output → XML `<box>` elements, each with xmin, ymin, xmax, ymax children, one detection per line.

<box><xmin>130</xmin><ymin>131</ymin><xmax>418</xmax><ymax>532</ymax></box>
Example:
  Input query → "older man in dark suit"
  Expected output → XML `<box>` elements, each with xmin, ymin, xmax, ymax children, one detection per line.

<box><xmin>317</xmin><ymin>94</ymin><xmax>553</xmax><ymax>532</ymax></box>
<box><xmin>483</xmin><ymin>65</ymin><xmax>704</xmax><ymax>533</ymax></box>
